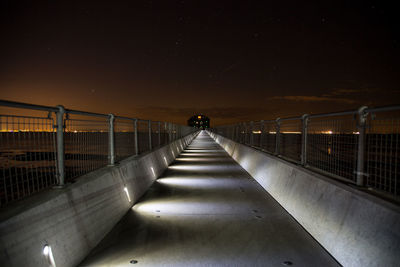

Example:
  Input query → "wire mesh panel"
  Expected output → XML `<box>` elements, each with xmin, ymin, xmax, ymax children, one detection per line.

<box><xmin>234</xmin><ymin>125</ymin><xmax>239</xmax><ymax>141</ymax></box>
<box><xmin>171</xmin><ymin>124</ymin><xmax>177</xmax><ymax>141</ymax></box>
<box><xmin>260</xmin><ymin>121</ymin><xmax>276</xmax><ymax>153</ymax></box>
<box><xmin>64</xmin><ymin>116</ymin><xmax>108</xmax><ymax>181</ymax></box>
<box><xmin>164</xmin><ymin>123</ymin><xmax>171</xmax><ymax>144</ymax></box>
<box><xmin>234</xmin><ymin>125</ymin><xmax>240</xmax><ymax>143</ymax></box>
<box><xmin>237</xmin><ymin>124</ymin><xmax>244</xmax><ymax>143</ymax></box>
<box><xmin>244</xmin><ymin>123</ymin><xmax>251</xmax><ymax>145</ymax></box>
<box><xmin>218</xmin><ymin>126</ymin><xmax>230</xmax><ymax>139</ymax></box>
<box><xmin>230</xmin><ymin>125</ymin><xmax>237</xmax><ymax>142</ymax></box>
<box><xmin>366</xmin><ymin>109</ymin><xmax>400</xmax><ymax>196</ymax></box>
<box><xmin>160</xmin><ymin>122</ymin><xmax>167</xmax><ymax>146</ymax></box>
<box><xmin>151</xmin><ymin>122</ymin><xmax>160</xmax><ymax>148</ymax></box>
<box><xmin>217</xmin><ymin>127</ymin><xmax>225</xmax><ymax>138</ymax></box>
<box><xmin>137</xmin><ymin>120</ymin><xmax>150</xmax><ymax>154</ymax></box>
<box><xmin>176</xmin><ymin>124</ymin><xmax>182</xmax><ymax>139</ymax></box>
<box><xmin>0</xmin><ymin>100</ymin><xmax>199</xmax><ymax>207</ymax></box>
<box><xmin>227</xmin><ymin>126</ymin><xmax>232</xmax><ymax>140</ymax></box>
<box><xmin>0</xmin><ymin>114</ymin><xmax>57</xmax><ymax>206</ymax></box>
<box><xmin>115</xmin><ymin>118</ymin><xmax>136</xmax><ymax>161</ymax></box>
<box><xmin>252</xmin><ymin>121</ymin><xmax>261</xmax><ymax>147</ymax></box>
<box><xmin>306</xmin><ymin>115</ymin><xmax>358</xmax><ymax>182</ymax></box>
<box><xmin>211</xmin><ymin>105</ymin><xmax>400</xmax><ymax>199</ymax></box>
<box><xmin>279</xmin><ymin>119</ymin><xmax>302</xmax><ymax>162</ymax></box>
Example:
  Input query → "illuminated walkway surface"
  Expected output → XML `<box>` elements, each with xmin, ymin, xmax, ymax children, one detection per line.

<box><xmin>80</xmin><ymin>131</ymin><xmax>338</xmax><ymax>266</ymax></box>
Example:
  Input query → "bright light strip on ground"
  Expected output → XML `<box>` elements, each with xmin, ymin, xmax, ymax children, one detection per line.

<box><xmin>124</xmin><ymin>187</ymin><xmax>131</xmax><ymax>202</ymax></box>
<box><xmin>133</xmin><ymin>197</ymin><xmax>246</xmax><ymax>215</ymax></box>
<box><xmin>168</xmin><ymin>165</ymin><xmax>209</xmax><ymax>171</ymax></box>
<box><xmin>175</xmin><ymin>158</ymin><xmax>204</xmax><ymax>162</ymax></box>
<box><xmin>175</xmin><ymin>157</ymin><xmax>229</xmax><ymax>162</ymax></box>
<box><xmin>168</xmin><ymin>164</ymin><xmax>239</xmax><ymax>172</ymax></box>
<box><xmin>164</xmin><ymin>156</ymin><xmax>168</xmax><ymax>165</ymax></box>
<box><xmin>179</xmin><ymin>152</ymin><xmax>225</xmax><ymax>157</ymax></box>
<box><xmin>151</xmin><ymin>167</ymin><xmax>156</xmax><ymax>177</ymax></box>
<box><xmin>156</xmin><ymin>177</ymin><xmax>236</xmax><ymax>189</ymax></box>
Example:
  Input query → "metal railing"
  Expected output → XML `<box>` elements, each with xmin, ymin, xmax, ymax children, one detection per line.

<box><xmin>0</xmin><ymin>100</ymin><xmax>197</xmax><ymax>207</ymax></box>
<box><xmin>210</xmin><ymin>105</ymin><xmax>400</xmax><ymax>198</ymax></box>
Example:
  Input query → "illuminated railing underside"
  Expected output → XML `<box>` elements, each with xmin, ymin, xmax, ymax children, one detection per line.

<box><xmin>211</xmin><ymin>105</ymin><xmax>400</xmax><ymax>198</ymax></box>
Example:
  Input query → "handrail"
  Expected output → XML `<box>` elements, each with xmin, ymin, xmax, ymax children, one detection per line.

<box><xmin>0</xmin><ymin>99</ymin><xmax>58</xmax><ymax>112</ymax></box>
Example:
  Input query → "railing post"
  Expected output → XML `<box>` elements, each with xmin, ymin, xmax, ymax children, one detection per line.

<box><xmin>164</xmin><ymin>122</ymin><xmax>167</xmax><ymax>144</ymax></box>
<box><xmin>168</xmin><ymin>123</ymin><xmax>171</xmax><ymax>142</ymax></box>
<box><xmin>243</xmin><ymin>122</ymin><xmax>247</xmax><ymax>144</ymax></box>
<box><xmin>356</xmin><ymin>106</ymin><xmax>368</xmax><ymax>186</ymax></box>
<box><xmin>158</xmin><ymin>121</ymin><xmax>161</xmax><ymax>146</ymax></box>
<box><xmin>259</xmin><ymin>120</ymin><xmax>264</xmax><ymax>148</ymax></box>
<box><xmin>236</xmin><ymin>124</ymin><xmax>239</xmax><ymax>142</ymax></box>
<box><xmin>55</xmin><ymin>105</ymin><xmax>65</xmax><ymax>187</ymax></box>
<box><xmin>108</xmin><ymin>114</ymin><xmax>115</xmax><ymax>165</ymax></box>
<box><xmin>148</xmin><ymin>120</ymin><xmax>152</xmax><ymax>150</ymax></box>
<box><xmin>275</xmin><ymin>118</ymin><xmax>281</xmax><ymax>156</ymax></box>
<box><xmin>241</xmin><ymin>122</ymin><xmax>244</xmax><ymax>143</ymax></box>
<box><xmin>301</xmin><ymin>114</ymin><xmax>309</xmax><ymax>166</ymax></box>
<box><xmin>134</xmin><ymin>119</ymin><xmax>138</xmax><ymax>155</ymax></box>
<box><xmin>250</xmin><ymin>121</ymin><xmax>254</xmax><ymax>146</ymax></box>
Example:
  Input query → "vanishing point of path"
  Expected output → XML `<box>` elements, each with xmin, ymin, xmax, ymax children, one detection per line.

<box><xmin>80</xmin><ymin>131</ymin><xmax>338</xmax><ymax>266</ymax></box>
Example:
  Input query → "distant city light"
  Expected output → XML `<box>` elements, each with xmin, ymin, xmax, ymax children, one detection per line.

<box><xmin>281</xmin><ymin>131</ymin><xmax>301</xmax><ymax>134</ymax></box>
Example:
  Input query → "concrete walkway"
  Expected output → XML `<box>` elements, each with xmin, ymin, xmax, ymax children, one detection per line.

<box><xmin>80</xmin><ymin>131</ymin><xmax>338</xmax><ymax>266</ymax></box>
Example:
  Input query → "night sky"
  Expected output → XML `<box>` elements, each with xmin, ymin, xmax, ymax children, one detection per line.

<box><xmin>1</xmin><ymin>1</ymin><xmax>399</xmax><ymax>125</ymax></box>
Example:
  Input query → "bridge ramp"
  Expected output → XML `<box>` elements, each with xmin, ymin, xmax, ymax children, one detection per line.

<box><xmin>80</xmin><ymin>131</ymin><xmax>338</xmax><ymax>266</ymax></box>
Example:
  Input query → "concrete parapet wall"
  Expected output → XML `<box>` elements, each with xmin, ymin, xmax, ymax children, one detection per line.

<box><xmin>209</xmin><ymin>132</ymin><xmax>400</xmax><ymax>267</ymax></box>
<box><xmin>0</xmin><ymin>132</ymin><xmax>198</xmax><ymax>267</ymax></box>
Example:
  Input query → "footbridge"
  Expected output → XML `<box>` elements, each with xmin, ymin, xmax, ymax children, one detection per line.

<box><xmin>0</xmin><ymin>100</ymin><xmax>399</xmax><ymax>267</ymax></box>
